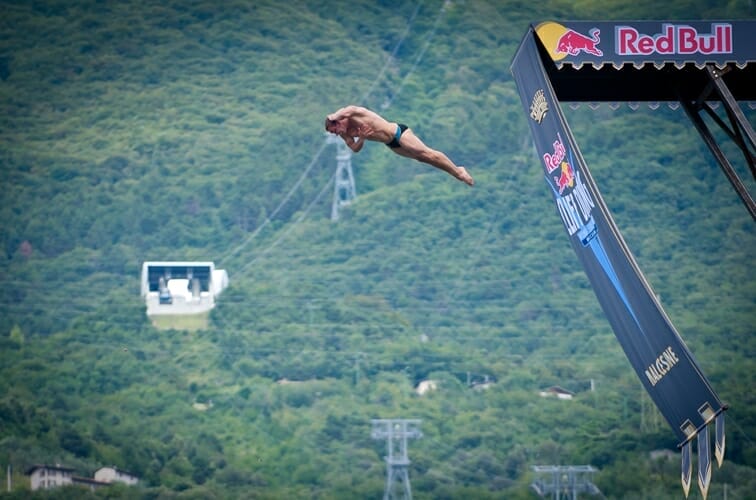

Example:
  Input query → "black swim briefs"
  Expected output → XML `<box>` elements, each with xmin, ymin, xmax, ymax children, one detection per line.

<box><xmin>387</xmin><ymin>123</ymin><xmax>408</xmax><ymax>148</ymax></box>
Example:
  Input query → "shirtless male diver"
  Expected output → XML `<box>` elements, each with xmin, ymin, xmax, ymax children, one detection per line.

<box><xmin>324</xmin><ymin>105</ymin><xmax>474</xmax><ymax>186</ymax></box>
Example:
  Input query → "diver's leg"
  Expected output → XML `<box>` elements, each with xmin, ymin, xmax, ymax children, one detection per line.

<box><xmin>394</xmin><ymin>129</ymin><xmax>474</xmax><ymax>185</ymax></box>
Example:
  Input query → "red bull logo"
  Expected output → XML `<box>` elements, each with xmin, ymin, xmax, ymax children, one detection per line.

<box><xmin>535</xmin><ymin>22</ymin><xmax>603</xmax><ymax>61</ymax></box>
<box><xmin>556</xmin><ymin>28</ymin><xmax>603</xmax><ymax>57</ymax></box>
<box><xmin>543</xmin><ymin>133</ymin><xmax>576</xmax><ymax>195</ymax></box>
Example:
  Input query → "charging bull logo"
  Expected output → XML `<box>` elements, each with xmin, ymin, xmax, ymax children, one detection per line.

<box><xmin>535</xmin><ymin>22</ymin><xmax>604</xmax><ymax>61</ymax></box>
<box><xmin>556</xmin><ymin>28</ymin><xmax>603</xmax><ymax>57</ymax></box>
<box><xmin>554</xmin><ymin>161</ymin><xmax>575</xmax><ymax>194</ymax></box>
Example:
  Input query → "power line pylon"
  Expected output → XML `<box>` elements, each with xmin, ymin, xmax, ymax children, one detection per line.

<box><xmin>325</xmin><ymin>134</ymin><xmax>356</xmax><ymax>221</ymax></box>
<box><xmin>531</xmin><ymin>465</ymin><xmax>601</xmax><ymax>499</ymax></box>
<box><xmin>371</xmin><ymin>419</ymin><xmax>422</xmax><ymax>500</ymax></box>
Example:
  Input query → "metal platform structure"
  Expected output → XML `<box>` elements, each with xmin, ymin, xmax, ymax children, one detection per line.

<box><xmin>525</xmin><ymin>21</ymin><xmax>755</xmax><ymax>219</ymax></box>
<box><xmin>511</xmin><ymin>20</ymin><xmax>755</xmax><ymax>498</ymax></box>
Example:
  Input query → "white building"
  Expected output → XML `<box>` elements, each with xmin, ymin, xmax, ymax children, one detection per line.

<box><xmin>539</xmin><ymin>385</ymin><xmax>575</xmax><ymax>400</ymax></box>
<box><xmin>94</xmin><ymin>466</ymin><xmax>139</xmax><ymax>485</ymax></box>
<box><xmin>27</xmin><ymin>465</ymin><xmax>74</xmax><ymax>490</ymax></box>
<box><xmin>141</xmin><ymin>261</ymin><xmax>228</xmax><ymax>316</ymax></box>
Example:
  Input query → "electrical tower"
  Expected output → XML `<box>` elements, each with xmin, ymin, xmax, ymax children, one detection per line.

<box><xmin>531</xmin><ymin>465</ymin><xmax>601</xmax><ymax>499</ymax></box>
<box><xmin>325</xmin><ymin>134</ymin><xmax>356</xmax><ymax>221</ymax></box>
<box><xmin>371</xmin><ymin>419</ymin><xmax>422</xmax><ymax>500</ymax></box>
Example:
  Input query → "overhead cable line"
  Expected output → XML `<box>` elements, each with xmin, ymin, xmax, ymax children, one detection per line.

<box><xmin>218</xmin><ymin>140</ymin><xmax>330</xmax><ymax>265</ymax></box>
<box><xmin>380</xmin><ymin>0</ymin><xmax>448</xmax><ymax>110</ymax></box>
<box><xmin>235</xmin><ymin>168</ymin><xmax>337</xmax><ymax>276</ymax></box>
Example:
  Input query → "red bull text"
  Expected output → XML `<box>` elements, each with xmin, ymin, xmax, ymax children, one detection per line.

<box><xmin>616</xmin><ymin>23</ymin><xmax>733</xmax><ymax>56</ymax></box>
<box><xmin>542</xmin><ymin>133</ymin><xmax>566</xmax><ymax>174</ymax></box>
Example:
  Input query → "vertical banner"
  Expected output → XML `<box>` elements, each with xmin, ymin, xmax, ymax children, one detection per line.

<box><xmin>510</xmin><ymin>27</ymin><xmax>725</xmax><ymax>498</ymax></box>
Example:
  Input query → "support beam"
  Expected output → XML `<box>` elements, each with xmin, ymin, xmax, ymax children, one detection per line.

<box><xmin>679</xmin><ymin>65</ymin><xmax>756</xmax><ymax>220</ymax></box>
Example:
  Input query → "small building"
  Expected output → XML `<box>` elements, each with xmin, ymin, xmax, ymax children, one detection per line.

<box><xmin>94</xmin><ymin>466</ymin><xmax>139</xmax><ymax>485</ymax></box>
<box><xmin>27</xmin><ymin>464</ymin><xmax>74</xmax><ymax>490</ymax></box>
<box><xmin>539</xmin><ymin>385</ymin><xmax>575</xmax><ymax>400</ymax></box>
<box><xmin>141</xmin><ymin>261</ymin><xmax>228</xmax><ymax>317</ymax></box>
<box><xmin>415</xmin><ymin>380</ymin><xmax>438</xmax><ymax>395</ymax></box>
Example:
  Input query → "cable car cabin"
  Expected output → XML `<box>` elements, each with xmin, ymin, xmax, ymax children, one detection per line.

<box><xmin>141</xmin><ymin>261</ymin><xmax>228</xmax><ymax>317</ymax></box>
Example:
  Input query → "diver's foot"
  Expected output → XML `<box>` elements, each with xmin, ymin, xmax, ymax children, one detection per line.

<box><xmin>456</xmin><ymin>167</ymin><xmax>474</xmax><ymax>186</ymax></box>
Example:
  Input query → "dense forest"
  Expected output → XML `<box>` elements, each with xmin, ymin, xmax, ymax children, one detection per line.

<box><xmin>0</xmin><ymin>0</ymin><xmax>754</xmax><ymax>498</ymax></box>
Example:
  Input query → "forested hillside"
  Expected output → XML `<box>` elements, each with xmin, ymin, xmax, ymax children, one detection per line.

<box><xmin>0</xmin><ymin>0</ymin><xmax>754</xmax><ymax>498</ymax></box>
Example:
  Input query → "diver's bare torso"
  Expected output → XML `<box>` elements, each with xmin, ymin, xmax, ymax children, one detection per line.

<box><xmin>340</xmin><ymin>107</ymin><xmax>397</xmax><ymax>143</ymax></box>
